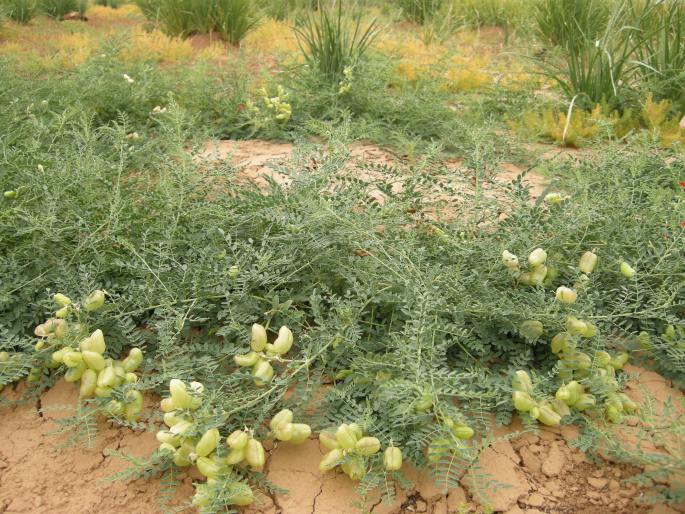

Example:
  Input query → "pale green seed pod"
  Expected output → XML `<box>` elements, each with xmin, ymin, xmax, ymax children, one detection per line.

<box><xmin>252</xmin><ymin>360</ymin><xmax>274</xmax><ymax>387</ymax></box>
<box><xmin>156</xmin><ymin>430</ymin><xmax>181</xmax><ymax>447</ymax></box>
<box><xmin>610</xmin><ymin>352</ymin><xmax>629</xmax><ymax>370</ymax></box>
<box><xmin>245</xmin><ymin>438</ymin><xmax>265</xmax><ymax>471</ymax></box>
<box><xmin>188</xmin><ymin>381</ymin><xmax>204</xmax><ymax>410</ymax></box>
<box><xmin>384</xmin><ymin>446</ymin><xmax>402</xmax><ymax>471</ymax></box>
<box><xmin>319</xmin><ymin>431</ymin><xmax>339</xmax><ymax>450</ymax></box>
<box><xmin>356</xmin><ymin>437</ymin><xmax>381</xmax><ymax>456</ymax></box>
<box><xmin>550</xmin><ymin>332</ymin><xmax>573</xmax><ymax>355</ymax></box>
<box><xmin>574</xmin><ymin>394</ymin><xmax>596</xmax><ymax>411</ymax></box>
<box><xmin>55</xmin><ymin>306</ymin><xmax>69</xmax><ymax>319</ymax></box>
<box><xmin>512</xmin><ymin>370</ymin><xmax>533</xmax><ymax>394</ymax></box>
<box><xmin>51</xmin><ymin>348</ymin><xmax>66</xmax><ymax>364</ymax></box>
<box><xmin>582</xmin><ymin>322</ymin><xmax>598</xmax><ymax>338</ymax></box>
<box><xmin>169</xmin><ymin>379</ymin><xmax>193</xmax><ymax>409</ymax></box>
<box><xmin>84</xmin><ymin>290</ymin><xmax>105</xmax><ymax>312</ymax></box>
<box><xmin>170</xmin><ymin>420</ymin><xmax>194</xmax><ymax>436</ymax></box>
<box><xmin>335</xmin><ymin>424</ymin><xmax>358</xmax><ymax>450</ymax></box>
<box><xmin>158</xmin><ymin>442</ymin><xmax>176</xmax><ymax>454</ymax></box>
<box><xmin>452</xmin><ymin>423</ymin><xmax>474</xmax><ymax>440</ymax></box>
<box><xmin>35</xmin><ymin>340</ymin><xmax>46</xmax><ymax>351</ymax></box>
<box><xmin>544</xmin><ymin>192</ymin><xmax>562</xmax><ymax>205</ymax></box>
<box><xmin>319</xmin><ymin>449</ymin><xmax>343</xmax><ymax>471</ymax></box>
<box><xmin>271</xmin><ymin>326</ymin><xmax>293</xmax><ymax>355</ymax></box>
<box><xmin>565</xmin><ymin>316</ymin><xmax>588</xmax><ymax>336</ymax></box>
<box><xmin>555</xmin><ymin>286</ymin><xmax>577</xmax><ymax>304</ymax></box>
<box><xmin>163</xmin><ymin>412</ymin><xmax>184</xmax><ymax>428</ymax></box>
<box><xmin>195</xmin><ymin>457</ymin><xmax>222</xmax><ymax>479</ymax></box>
<box><xmin>528</xmin><ymin>248</ymin><xmax>548</xmax><ymax>267</ymax></box>
<box><xmin>123</xmin><ymin>348</ymin><xmax>143</xmax><ymax>372</ymax></box>
<box><xmin>275</xmin><ymin>423</ymin><xmax>294</xmax><ymax>441</ymax></box>
<box><xmin>53</xmin><ymin>293</ymin><xmax>72</xmax><ymax>307</ymax></box>
<box><xmin>64</xmin><ymin>363</ymin><xmax>86</xmax><ymax>382</ymax></box>
<box><xmin>225</xmin><ymin>447</ymin><xmax>246</xmax><ymax>464</ymax></box>
<box><xmin>551</xmin><ymin>399</ymin><xmax>571</xmax><ymax>417</ymax></box>
<box><xmin>579</xmin><ymin>251</ymin><xmax>598</xmax><ymax>274</ymax></box>
<box><xmin>536</xmin><ymin>405</ymin><xmax>562</xmax><ymax>426</ymax></box>
<box><xmin>529</xmin><ymin>264</ymin><xmax>548</xmax><ymax>285</ymax></box>
<box><xmin>89</xmin><ymin>330</ymin><xmax>106</xmax><ymax>354</ymax></box>
<box><xmin>230</xmin><ymin>486</ymin><xmax>255</xmax><ymax>506</ymax></box>
<box><xmin>519</xmin><ymin>320</ymin><xmax>544</xmax><ymax>340</ymax></box>
<box><xmin>512</xmin><ymin>390</ymin><xmax>536</xmax><ymax>412</ymax></box>
<box><xmin>104</xmin><ymin>400</ymin><xmax>124</xmax><ymax>417</ymax></box>
<box><xmin>173</xmin><ymin>448</ymin><xmax>192</xmax><ymax>467</ymax></box>
<box><xmin>251</xmin><ymin>323</ymin><xmax>268</xmax><ymax>352</ymax></box>
<box><xmin>234</xmin><ymin>351</ymin><xmax>259</xmax><ymax>367</ymax></box>
<box><xmin>618</xmin><ymin>393</ymin><xmax>638</xmax><ymax>414</ymax></box>
<box><xmin>79</xmin><ymin>369</ymin><xmax>98</xmax><ymax>398</ymax></box>
<box><xmin>501</xmin><ymin>250</ymin><xmax>519</xmax><ymax>269</ymax></box>
<box><xmin>415</xmin><ymin>392</ymin><xmax>433</xmax><ymax>412</ymax></box>
<box><xmin>62</xmin><ymin>351</ymin><xmax>84</xmax><ymax>368</ymax></box>
<box><xmin>289</xmin><ymin>423</ymin><xmax>311</xmax><ymax>444</ymax></box>
<box><xmin>97</xmin><ymin>367</ymin><xmax>118</xmax><ymax>388</ymax></box>
<box><xmin>227</xmin><ymin>430</ymin><xmax>249</xmax><ymax>450</ymax></box>
<box><xmin>341</xmin><ymin>455</ymin><xmax>366</xmax><ymax>480</ymax></box>
<box><xmin>0</xmin><ymin>351</ymin><xmax>9</xmax><ymax>363</ymax></box>
<box><xmin>620</xmin><ymin>261</ymin><xmax>636</xmax><ymax>278</ymax></box>
<box><xmin>125</xmin><ymin>372</ymin><xmax>138</xmax><ymax>383</ymax></box>
<box><xmin>82</xmin><ymin>351</ymin><xmax>105</xmax><ymax>371</ymax></box>
<box><xmin>94</xmin><ymin>386</ymin><xmax>113</xmax><ymax>398</ymax></box>
<box><xmin>270</xmin><ymin>409</ymin><xmax>294</xmax><ymax>431</ymax></box>
<box><xmin>594</xmin><ymin>351</ymin><xmax>612</xmax><ymax>367</ymax></box>
<box><xmin>160</xmin><ymin>398</ymin><xmax>174</xmax><ymax>413</ymax></box>
<box><xmin>196</xmin><ymin>428</ymin><xmax>221</xmax><ymax>458</ymax></box>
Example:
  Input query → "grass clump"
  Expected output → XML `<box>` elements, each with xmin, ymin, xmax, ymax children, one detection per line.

<box><xmin>1</xmin><ymin>0</ymin><xmax>37</xmax><ymax>23</ymax></box>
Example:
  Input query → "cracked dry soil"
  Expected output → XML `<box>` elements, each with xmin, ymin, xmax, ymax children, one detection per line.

<box><xmin>1</xmin><ymin>364</ymin><xmax>683</xmax><ymax>514</ymax></box>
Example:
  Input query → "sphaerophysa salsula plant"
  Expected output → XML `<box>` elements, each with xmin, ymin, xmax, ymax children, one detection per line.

<box><xmin>0</xmin><ymin>67</ymin><xmax>684</xmax><ymax>510</ymax></box>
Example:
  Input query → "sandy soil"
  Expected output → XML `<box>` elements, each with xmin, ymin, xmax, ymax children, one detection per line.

<box><xmin>1</xmin><ymin>365</ymin><xmax>682</xmax><ymax>514</ymax></box>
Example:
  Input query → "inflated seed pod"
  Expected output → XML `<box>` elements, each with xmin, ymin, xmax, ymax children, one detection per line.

<box><xmin>35</xmin><ymin>340</ymin><xmax>46</xmax><ymax>351</ymax></box>
<box><xmin>156</xmin><ymin>430</ymin><xmax>181</xmax><ymax>447</ymax></box>
<box><xmin>528</xmin><ymin>248</ymin><xmax>547</xmax><ymax>267</ymax></box>
<box><xmin>170</xmin><ymin>420</ymin><xmax>194</xmax><ymax>436</ymax></box>
<box><xmin>89</xmin><ymin>330</ymin><xmax>106</xmax><ymax>354</ymax></box>
<box><xmin>65</xmin><ymin>363</ymin><xmax>86</xmax><ymax>382</ymax></box>
<box><xmin>79</xmin><ymin>369</ymin><xmax>98</xmax><ymax>398</ymax></box>
<box><xmin>319</xmin><ymin>431</ymin><xmax>339</xmax><ymax>450</ymax></box>
<box><xmin>605</xmin><ymin>403</ymin><xmax>624</xmax><ymax>424</ymax></box>
<box><xmin>452</xmin><ymin>423</ymin><xmax>474</xmax><ymax>440</ymax></box>
<box><xmin>618</xmin><ymin>393</ymin><xmax>638</xmax><ymax>414</ymax></box>
<box><xmin>335</xmin><ymin>424</ymin><xmax>358</xmax><ymax>450</ymax></box>
<box><xmin>565</xmin><ymin>317</ymin><xmax>588</xmax><ymax>336</ymax></box>
<box><xmin>620</xmin><ymin>261</ymin><xmax>636</xmax><ymax>278</ymax></box>
<box><xmin>53</xmin><ymin>293</ymin><xmax>72</xmax><ymax>307</ymax></box>
<box><xmin>125</xmin><ymin>372</ymin><xmax>138</xmax><ymax>383</ymax></box>
<box><xmin>384</xmin><ymin>446</ymin><xmax>402</xmax><ymax>471</ymax></box>
<box><xmin>252</xmin><ymin>360</ymin><xmax>274</xmax><ymax>387</ymax></box>
<box><xmin>319</xmin><ymin>449</ymin><xmax>343</xmax><ymax>471</ymax></box>
<box><xmin>125</xmin><ymin>389</ymin><xmax>143</xmax><ymax>408</ymax></box>
<box><xmin>551</xmin><ymin>332</ymin><xmax>573</xmax><ymax>355</ymax></box>
<box><xmin>271</xmin><ymin>326</ymin><xmax>293</xmax><ymax>355</ymax></box>
<box><xmin>251</xmin><ymin>323</ymin><xmax>268</xmax><ymax>352</ymax></box>
<box><xmin>519</xmin><ymin>320</ymin><xmax>544</xmax><ymax>340</ymax></box>
<box><xmin>169</xmin><ymin>379</ymin><xmax>193</xmax><ymax>409</ymax></box>
<box><xmin>173</xmin><ymin>448</ymin><xmax>192</xmax><ymax>467</ymax></box>
<box><xmin>196</xmin><ymin>456</ymin><xmax>222</xmax><ymax>478</ymax></box>
<box><xmin>579</xmin><ymin>251</ymin><xmax>598</xmax><ymax>274</ymax></box>
<box><xmin>196</xmin><ymin>428</ymin><xmax>221</xmax><ymax>458</ymax></box>
<box><xmin>226</xmin><ymin>446</ymin><xmax>246</xmax><ymax>464</ymax></box>
<box><xmin>536</xmin><ymin>405</ymin><xmax>562</xmax><ymax>426</ymax></box>
<box><xmin>84</xmin><ymin>290</ymin><xmax>105</xmax><ymax>312</ymax></box>
<box><xmin>234</xmin><ymin>351</ymin><xmax>259</xmax><ymax>367</ymax></box>
<box><xmin>551</xmin><ymin>399</ymin><xmax>571</xmax><ymax>417</ymax></box>
<box><xmin>289</xmin><ymin>423</ymin><xmax>311</xmax><ymax>444</ymax></box>
<box><xmin>512</xmin><ymin>370</ymin><xmax>533</xmax><ymax>394</ymax></box>
<box><xmin>227</xmin><ymin>429</ymin><xmax>249</xmax><ymax>450</ymax></box>
<box><xmin>573</xmin><ymin>394</ymin><xmax>596</xmax><ymax>411</ymax></box>
<box><xmin>164</xmin><ymin>412</ymin><xmax>184</xmax><ymax>427</ymax></box>
<box><xmin>62</xmin><ymin>351</ymin><xmax>84</xmax><ymax>368</ymax></box>
<box><xmin>158</xmin><ymin>442</ymin><xmax>176</xmax><ymax>454</ymax></box>
<box><xmin>341</xmin><ymin>455</ymin><xmax>366</xmax><ymax>480</ymax></box>
<box><xmin>529</xmin><ymin>265</ymin><xmax>548</xmax><ymax>286</ymax></box>
<box><xmin>512</xmin><ymin>391</ymin><xmax>536</xmax><ymax>412</ymax></box>
<box><xmin>104</xmin><ymin>400</ymin><xmax>124</xmax><ymax>417</ymax></box>
<box><xmin>123</xmin><ymin>348</ymin><xmax>143</xmax><ymax>372</ymax></box>
<box><xmin>544</xmin><ymin>192</ymin><xmax>562</xmax><ymax>204</ymax></box>
<box><xmin>355</xmin><ymin>437</ymin><xmax>381</xmax><ymax>456</ymax></box>
<box><xmin>582</xmin><ymin>323</ymin><xmax>598</xmax><ymax>338</ymax></box>
<box><xmin>82</xmin><ymin>351</ymin><xmax>105</xmax><ymax>371</ymax></box>
<box><xmin>51</xmin><ymin>348</ymin><xmax>66</xmax><ymax>364</ymax></box>
<box><xmin>0</xmin><ymin>351</ymin><xmax>10</xmax><ymax>363</ymax></box>
<box><xmin>501</xmin><ymin>250</ymin><xmax>519</xmax><ymax>269</ymax></box>
<box><xmin>555</xmin><ymin>286</ymin><xmax>577</xmax><ymax>304</ymax></box>
<box><xmin>94</xmin><ymin>386</ymin><xmax>113</xmax><ymax>398</ymax></box>
<box><xmin>245</xmin><ymin>439</ymin><xmax>265</xmax><ymax>471</ymax></box>
<box><xmin>275</xmin><ymin>423</ymin><xmax>294</xmax><ymax>441</ymax></box>
<box><xmin>55</xmin><ymin>306</ymin><xmax>69</xmax><ymax>319</ymax></box>
<box><xmin>160</xmin><ymin>398</ymin><xmax>175</xmax><ymax>413</ymax></box>
<box><xmin>97</xmin><ymin>367</ymin><xmax>118</xmax><ymax>388</ymax></box>
<box><xmin>270</xmin><ymin>409</ymin><xmax>294</xmax><ymax>431</ymax></box>
<box><xmin>610</xmin><ymin>352</ymin><xmax>629</xmax><ymax>370</ymax></box>
<box><xmin>188</xmin><ymin>381</ymin><xmax>204</xmax><ymax>410</ymax></box>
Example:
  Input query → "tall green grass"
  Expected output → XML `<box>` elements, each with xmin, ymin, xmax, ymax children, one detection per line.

<box><xmin>397</xmin><ymin>0</ymin><xmax>443</xmax><ymax>23</ymax></box>
<box><xmin>134</xmin><ymin>0</ymin><xmax>259</xmax><ymax>43</ymax></box>
<box><xmin>294</xmin><ymin>2</ymin><xmax>379</xmax><ymax>83</ymax></box>
<box><xmin>1</xmin><ymin>0</ymin><xmax>37</xmax><ymax>23</ymax></box>
<box><xmin>40</xmin><ymin>0</ymin><xmax>86</xmax><ymax>18</ymax></box>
